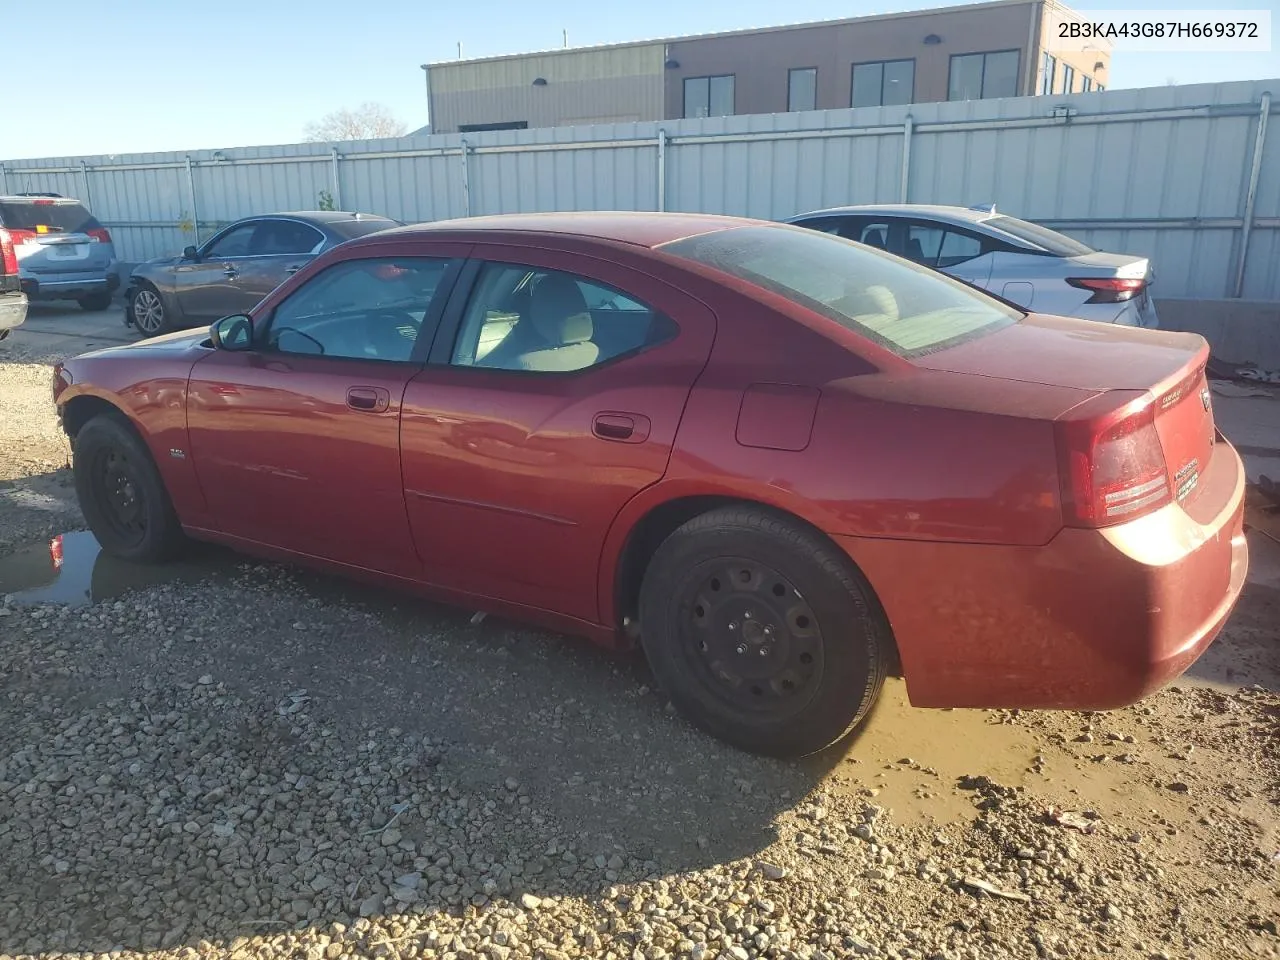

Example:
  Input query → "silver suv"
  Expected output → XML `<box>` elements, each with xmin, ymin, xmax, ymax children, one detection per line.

<box><xmin>0</xmin><ymin>193</ymin><xmax>119</xmax><ymax>310</ymax></box>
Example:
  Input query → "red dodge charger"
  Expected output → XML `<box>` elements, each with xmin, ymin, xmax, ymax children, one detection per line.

<box><xmin>52</xmin><ymin>212</ymin><xmax>1249</xmax><ymax>757</ymax></box>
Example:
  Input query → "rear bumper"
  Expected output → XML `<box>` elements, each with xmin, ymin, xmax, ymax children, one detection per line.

<box><xmin>835</xmin><ymin>442</ymin><xmax>1248</xmax><ymax>710</ymax></box>
<box><xmin>0</xmin><ymin>292</ymin><xmax>28</xmax><ymax>332</ymax></box>
<box><xmin>1072</xmin><ymin>297</ymin><xmax>1159</xmax><ymax>328</ymax></box>
<box><xmin>21</xmin><ymin>272</ymin><xmax>119</xmax><ymax>300</ymax></box>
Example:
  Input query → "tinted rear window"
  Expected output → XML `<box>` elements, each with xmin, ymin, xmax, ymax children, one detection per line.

<box><xmin>661</xmin><ymin>225</ymin><xmax>1020</xmax><ymax>358</ymax></box>
<box><xmin>0</xmin><ymin>200</ymin><xmax>99</xmax><ymax>233</ymax></box>
<box><xmin>328</xmin><ymin>217</ymin><xmax>401</xmax><ymax>240</ymax></box>
<box><xmin>985</xmin><ymin>215</ymin><xmax>1094</xmax><ymax>257</ymax></box>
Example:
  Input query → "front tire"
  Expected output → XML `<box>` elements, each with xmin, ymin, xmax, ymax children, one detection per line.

<box><xmin>638</xmin><ymin>506</ymin><xmax>890</xmax><ymax>758</ymax></box>
<box><xmin>128</xmin><ymin>283</ymin><xmax>170</xmax><ymax>336</ymax></box>
<box><xmin>73</xmin><ymin>413</ymin><xmax>185</xmax><ymax>562</ymax></box>
<box><xmin>77</xmin><ymin>291</ymin><xmax>113</xmax><ymax>312</ymax></box>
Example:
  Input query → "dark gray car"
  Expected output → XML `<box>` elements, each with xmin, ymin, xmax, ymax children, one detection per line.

<box><xmin>124</xmin><ymin>211</ymin><xmax>400</xmax><ymax>335</ymax></box>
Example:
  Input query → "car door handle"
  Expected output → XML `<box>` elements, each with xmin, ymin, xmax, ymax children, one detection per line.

<box><xmin>592</xmin><ymin>412</ymin><xmax>650</xmax><ymax>443</ymax></box>
<box><xmin>285</xmin><ymin>264</ymin><xmax>303</xmax><ymax>277</ymax></box>
<box><xmin>346</xmin><ymin>386</ymin><xmax>390</xmax><ymax>412</ymax></box>
<box><xmin>222</xmin><ymin>265</ymin><xmax>239</xmax><ymax>278</ymax></box>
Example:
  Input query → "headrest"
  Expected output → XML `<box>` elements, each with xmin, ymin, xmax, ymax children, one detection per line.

<box><xmin>529</xmin><ymin>274</ymin><xmax>593</xmax><ymax>344</ymax></box>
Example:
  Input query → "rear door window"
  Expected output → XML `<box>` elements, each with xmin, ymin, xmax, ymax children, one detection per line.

<box><xmin>0</xmin><ymin>200</ymin><xmax>100</xmax><ymax>234</ymax></box>
<box><xmin>251</xmin><ymin>220</ymin><xmax>325</xmax><ymax>256</ymax></box>
<box><xmin>904</xmin><ymin>222</ymin><xmax>986</xmax><ymax>268</ymax></box>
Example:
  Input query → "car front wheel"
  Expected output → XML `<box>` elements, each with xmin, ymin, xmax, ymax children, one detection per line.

<box><xmin>638</xmin><ymin>506</ymin><xmax>891</xmax><ymax>758</ymax></box>
<box><xmin>129</xmin><ymin>284</ymin><xmax>169</xmax><ymax>336</ymax></box>
<box><xmin>73</xmin><ymin>412</ymin><xmax>185</xmax><ymax>562</ymax></box>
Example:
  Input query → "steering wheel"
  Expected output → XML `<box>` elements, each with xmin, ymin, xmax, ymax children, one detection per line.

<box><xmin>273</xmin><ymin>327</ymin><xmax>326</xmax><ymax>355</ymax></box>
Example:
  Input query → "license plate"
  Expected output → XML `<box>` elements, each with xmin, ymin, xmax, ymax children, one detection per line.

<box><xmin>50</xmin><ymin>244</ymin><xmax>87</xmax><ymax>259</ymax></box>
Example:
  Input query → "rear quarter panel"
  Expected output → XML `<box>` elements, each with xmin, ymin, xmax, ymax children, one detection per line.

<box><xmin>596</xmin><ymin>284</ymin><xmax>1096</xmax><ymax>626</ymax></box>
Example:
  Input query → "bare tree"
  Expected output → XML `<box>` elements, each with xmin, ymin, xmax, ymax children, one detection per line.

<box><xmin>303</xmin><ymin>102</ymin><xmax>407</xmax><ymax>142</ymax></box>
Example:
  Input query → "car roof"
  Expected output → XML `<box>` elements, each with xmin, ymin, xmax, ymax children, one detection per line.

<box><xmin>252</xmin><ymin>210</ymin><xmax>398</xmax><ymax>225</ymax></box>
<box><xmin>370</xmin><ymin>211</ymin><xmax>764</xmax><ymax>249</ymax></box>
<box><xmin>790</xmin><ymin>203</ymin><xmax>1004</xmax><ymax>228</ymax></box>
<box><xmin>0</xmin><ymin>194</ymin><xmax>86</xmax><ymax>204</ymax></box>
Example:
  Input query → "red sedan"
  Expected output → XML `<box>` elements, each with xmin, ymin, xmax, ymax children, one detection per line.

<box><xmin>52</xmin><ymin>213</ymin><xmax>1248</xmax><ymax>757</ymax></box>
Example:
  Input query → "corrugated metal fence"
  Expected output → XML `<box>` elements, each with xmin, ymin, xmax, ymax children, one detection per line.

<box><xmin>3</xmin><ymin>78</ymin><xmax>1276</xmax><ymax>300</ymax></box>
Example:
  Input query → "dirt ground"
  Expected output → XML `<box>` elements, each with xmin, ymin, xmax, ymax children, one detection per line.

<box><xmin>1</xmin><ymin>306</ymin><xmax>1278</xmax><ymax>960</ymax></box>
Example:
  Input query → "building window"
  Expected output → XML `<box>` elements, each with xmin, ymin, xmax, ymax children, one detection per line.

<box><xmin>1096</xmin><ymin>82</ymin><xmax>1105</xmax><ymax>92</ymax></box>
<box><xmin>788</xmin><ymin>68</ymin><xmax>817</xmax><ymax>112</ymax></box>
<box><xmin>458</xmin><ymin>120</ymin><xmax>529</xmax><ymax>132</ymax></box>
<box><xmin>851</xmin><ymin>59</ymin><xmax>915</xmax><ymax>107</ymax></box>
<box><xmin>684</xmin><ymin>75</ymin><xmax>735</xmax><ymax>118</ymax></box>
<box><xmin>1062</xmin><ymin>64</ymin><xmax>1076</xmax><ymax>94</ymax></box>
<box><xmin>1081</xmin><ymin>76</ymin><xmax>1092</xmax><ymax>92</ymax></box>
<box><xmin>1040</xmin><ymin>52</ymin><xmax>1056</xmax><ymax>96</ymax></box>
<box><xmin>948</xmin><ymin>50</ymin><xmax>1020</xmax><ymax>101</ymax></box>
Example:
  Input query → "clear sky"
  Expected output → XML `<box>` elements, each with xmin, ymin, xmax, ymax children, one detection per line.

<box><xmin>3</xmin><ymin>0</ymin><xmax>1277</xmax><ymax>160</ymax></box>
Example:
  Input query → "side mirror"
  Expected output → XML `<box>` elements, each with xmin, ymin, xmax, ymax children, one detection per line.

<box><xmin>209</xmin><ymin>314</ymin><xmax>253</xmax><ymax>351</ymax></box>
<box><xmin>182</xmin><ymin>245</ymin><xmax>199</xmax><ymax>261</ymax></box>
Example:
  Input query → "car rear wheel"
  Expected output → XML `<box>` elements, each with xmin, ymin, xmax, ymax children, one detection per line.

<box><xmin>638</xmin><ymin>506</ymin><xmax>890</xmax><ymax>758</ymax></box>
<box><xmin>129</xmin><ymin>284</ymin><xmax>169</xmax><ymax>336</ymax></box>
<box><xmin>77</xmin><ymin>291</ymin><xmax>113</xmax><ymax>312</ymax></box>
<box><xmin>73</xmin><ymin>412</ymin><xmax>185</xmax><ymax>562</ymax></box>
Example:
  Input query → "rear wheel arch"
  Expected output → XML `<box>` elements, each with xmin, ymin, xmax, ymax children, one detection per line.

<box><xmin>609</xmin><ymin>492</ymin><xmax>900</xmax><ymax>673</ymax></box>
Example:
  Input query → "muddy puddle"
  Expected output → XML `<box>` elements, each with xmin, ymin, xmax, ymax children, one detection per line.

<box><xmin>0</xmin><ymin>530</ymin><xmax>230</xmax><ymax>607</ymax></box>
<box><xmin>820</xmin><ymin>678</ymin><xmax>1183</xmax><ymax>827</ymax></box>
<box><xmin>821</xmin><ymin>679</ymin><xmax>1038</xmax><ymax>825</ymax></box>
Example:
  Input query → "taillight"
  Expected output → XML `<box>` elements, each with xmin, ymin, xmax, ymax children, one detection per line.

<box><xmin>6</xmin><ymin>228</ymin><xmax>38</xmax><ymax>246</ymax></box>
<box><xmin>1065</xmin><ymin>276</ymin><xmax>1148</xmax><ymax>303</ymax></box>
<box><xmin>0</xmin><ymin>229</ymin><xmax>16</xmax><ymax>275</ymax></box>
<box><xmin>87</xmin><ymin>227</ymin><xmax>112</xmax><ymax>244</ymax></box>
<box><xmin>1055</xmin><ymin>391</ymin><xmax>1171</xmax><ymax>528</ymax></box>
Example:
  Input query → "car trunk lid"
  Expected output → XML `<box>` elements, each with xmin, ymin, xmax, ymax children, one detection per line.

<box><xmin>919</xmin><ymin>312</ymin><xmax>1216</xmax><ymax>519</ymax></box>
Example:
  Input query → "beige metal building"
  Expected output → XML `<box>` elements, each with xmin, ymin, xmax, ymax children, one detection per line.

<box><xmin>424</xmin><ymin>0</ymin><xmax>1111</xmax><ymax>134</ymax></box>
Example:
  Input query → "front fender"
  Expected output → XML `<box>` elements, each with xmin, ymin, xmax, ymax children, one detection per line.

<box><xmin>56</xmin><ymin>366</ymin><xmax>213</xmax><ymax>528</ymax></box>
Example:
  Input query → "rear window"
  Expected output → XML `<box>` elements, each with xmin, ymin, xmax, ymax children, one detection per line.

<box><xmin>0</xmin><ymin>200</ymin><xmax>100</xmax><ymax>234</ymax></box>
<box><xmin>661</xmin><ymin>225</ymin><xmax>1020</xmax><ymax>358</ymax></box>
<box><xmin>985</xmin><ymin>215</ymin><xmax>1094</xmax><ymax>257</ymax></box>
<box><xmin>328</xmin><ymin>217</ymin><xmax>401</xmax><ymax>241</ymax></box>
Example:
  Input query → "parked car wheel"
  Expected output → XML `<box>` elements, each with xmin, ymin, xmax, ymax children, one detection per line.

<box><xmin>129</xmin><ymin>283</ymin><xmax>170</xmax><ymax>336</ymax></box>
<box><xmin>638</xmin><ymin>506</ymin><xmax>890</xmax><ymax>758</ymax></box>
<box><xmin>73</xmin><ymin>413</ymin><xmax>185</xmax><ymax>562</ymax></box>
<box><xmin>77</xmin><ymin>291</ymin><xmax>113</xmax><ymax>312</ymax></box>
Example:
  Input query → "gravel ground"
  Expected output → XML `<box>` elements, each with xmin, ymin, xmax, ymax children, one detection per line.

<box><xmin>1</xmin><ymin>328</ymin><xmax>1278</xmax><ymax>960</ymax></box>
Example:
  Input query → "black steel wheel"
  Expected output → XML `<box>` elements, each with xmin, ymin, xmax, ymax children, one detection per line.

<box><xmin>73</xmin><ymin>412</ymin><xmax>185</xmax><ymax>562</ymax></box>
<box><xmin>639</xmin><ymin>506</ymin><xmax>890</xmax><ymax>758</ymax></box>
<box><xmin>682</xmin><ymin>557</ymin><xmax>825</xmax><ymax>720</ymax></box>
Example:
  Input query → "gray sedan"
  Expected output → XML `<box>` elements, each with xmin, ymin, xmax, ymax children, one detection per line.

<box><xmin>124</xmin><ymin>211</ymin><xmax>400</xmax><ymax>335</ymax></box>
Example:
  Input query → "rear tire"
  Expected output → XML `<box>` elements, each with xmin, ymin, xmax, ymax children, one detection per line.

<box><xmin>128</xmin><ymin>283</ymin><xmax>170</xmax><ymax>336</ymax></box>
<box><xmin>77</xmin><ymin>291</ymin><xmax>113</xmax><ymax>312</ymax></box>
<box><xmin>638</xmin><ymin>506</ymin><xmax>890</xmax><ymax>758</ymax></box>
<box><xmin>73</xmin><ymin>412</ymin><xmax>185</xmax><ymax>563</ymax></box>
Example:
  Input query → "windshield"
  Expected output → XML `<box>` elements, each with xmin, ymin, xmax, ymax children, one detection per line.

<box><xmin>985</xmin><ymin>215</ymin><xmax>1094</xmax><ymax>257</ymax></box>
<box><xmin>328</xmin><ymin>217</ymin><xmax>401</xmax><ymax>240</ymax></box>
<box><xmin>661</xmin><ymin>224</ymin><xmax>1020</xmax><ymax>358</ymax></box>
<box><xmin>0</xmin><ymin>199</ymin><xmax>100</xmax><ymax>234</ymax></box>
